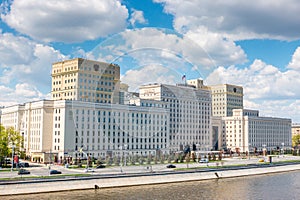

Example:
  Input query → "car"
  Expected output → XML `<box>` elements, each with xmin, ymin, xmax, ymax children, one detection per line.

<box><xmin>50</xmin><ymin>169</ymin><xmax>62</xmax><ymax>175</ymax></box>
<box><xmin>17</xmin><ymin>162</ymin><xmax>30</xmax><ymax>168</ymax></box>
<box><xmin>23</xmin><ymin>162</ymin><xmax>30</xmax><ymax>167</ymax></box>
<box><xmin>5</xmin><ymin>158</ymin><xmax>11</xmax><ymax>164</ymax></box>
<box><xmin>96</xmin><ymin>164</ymin><xmax>106</xmax><ymax>169</ymax></box>
<box><xmin>84</xmin><ymin>168</ymin><xmax>95</xmax><ymax>172</ymax></box>
<box><xmin>199</xmin><ymin>158</ymin><xmax>209</xmax><ymax>163</ymax></box>
<box><xmin>18</xmin><ymin>169</ymin><xmax>30</xmax><ymax>175</ymax></box>
<box><xmin>166</xmin><ymin>164</ymin><xmax>176</xmax><ymax>168</ymax></box>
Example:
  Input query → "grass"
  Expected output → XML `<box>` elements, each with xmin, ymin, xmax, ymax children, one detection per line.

<box><xmin>0</xmin><ymin>173</ymin><xmax>91</xmax><ymax>181</ymax></box>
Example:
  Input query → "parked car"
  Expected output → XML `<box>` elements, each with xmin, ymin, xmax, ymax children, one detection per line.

<box><xmin>50</xmin><ymin>169</ymin><xmax>62</xmax><ymax>175</ymax></box>
<box><xmin>17</xmin><ymin>162</ymin><xmax>30</xmax><ymax>168</ymax></box>
<box><xmin>199</xmin><ymin>158</ymin><xmax>209</xmax><ymax>163</ymax></box>
<box><xmin>84</xmin><ymin>168</ymin><xmax>95</xmax><ymax>173</ymax></box>
<box><xmin>5</xmin><ymin>158</ymin><xmax>11</xmax><ymax>164</ymax></box>
<box><xmin>96</xmin><ymin>164</ymin><xmax>106</xmax><ymax>169</ymax></box>
<box><xmin>166</xmin><ymin>164</ymin><xmax>176</xmax><ymax>168</ymax></box>
<box><xmin>18</xmin><ymin>169</ymin><xmax>30</xmax><ymax>175</ymax></box>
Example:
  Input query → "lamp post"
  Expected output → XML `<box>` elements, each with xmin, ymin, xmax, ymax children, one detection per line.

<box><xmin>11</xmin><ymin>144</ymin><xmax>16</xmax><ymax>172</ymax></box>
<box><xmin>196</xmin><ymin>144</ymin><xmax>200</xmax><ymax>161</ymax></box>
<box><xmin>124</xmin><ymin>144</ymin><xmax>127</xmax><ymax>167</ymax></box>
<box><xmin>119</xmin><ymin>146</ymin><xmax>123</xmax><ymax>173</ymax></box>
<box><xmin>281</xmin><ymin>143</ymin><xmax>284</xmax><ymax>156</ymax></box>
<box><xmin>248</xmin><ymin>143</ymin><xmax>251</xmax><ymax>160</ymax></box>
<box><xmin>262</xmin><ymin>144</ymin><xmax>266</xmax><ymax>157</ymax></box>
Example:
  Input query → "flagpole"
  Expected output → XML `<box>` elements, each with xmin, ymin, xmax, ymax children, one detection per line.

<box><xmin>182</xmin><ymin>74</ymin><xmax>186</xmax><ymax>85</ymax></box>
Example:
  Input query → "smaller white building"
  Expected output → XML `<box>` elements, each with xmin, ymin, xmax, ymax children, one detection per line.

<box><xmin>1</xmin><ymin>99</ymin><xmax>170</xmax><ymax>163</ymax></box>
<box><xmin>222</xmin><ymin>109</ymin><xmax>292</xmax><ymax>153</ymax></box>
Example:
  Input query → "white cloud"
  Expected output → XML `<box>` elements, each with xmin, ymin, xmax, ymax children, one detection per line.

<box><xmin>121</xmin><ymin>64</ymin><xmax>179</xmax><ymax>92</ymax></box>
<box><xmin>206</xmin><ymin>59</ymin><xmax>300</xmax><ymax>99</ymax></box>
<box><xmin>154</xmin><ymin>0</ymin><xmax>300</xmax><ymax>41</ymax></box>
<box><xmin>129</xmin><ymin>9</ymin><xmax>147</xmax><ymax>27</ymax></box>
<box><xmin>0</xmin><ymin>32</ymin><xmax>35</xmax><ymax>66</ymax></box>
<box><xmin>244</xmin><ymin>99</ymin><xmax>300</xmax><ymax>122</ymax></box>
<box><xmin>15</xmin><ymin>83</ymin><xmax>43</xmax><ymax>98</ymax></box>
<box><xmin>287</xmin><ymin>47</ymin><xmax>300</xmax><ymax>70</ymax></box>
<box><xmin>205</xmin><ymin>55</ymin><xmax>300</xmax><ymax>122</ymax></box>
<box><xmin>185</xmin><ymin>28</ymin><xmax>247</xmax><ymax>67</ymax></box>
<box><xmin>0</xmin><ymin>83</ymin><xmax>47</xmax><ymax>107</ymax></box>
<box><xmin>1</xmin><ymin>0</ymin><xmax>128</xmax><ymax>43</ymax></box>
<box><xmin>89</xmin><ymin>28</ymin><xmax>245</xmax><ymax>78</ymax></box>
<box><xmin>0</xmin><ymin>32</ymin><xmax>65</xmax><ymax>101</ymax></box>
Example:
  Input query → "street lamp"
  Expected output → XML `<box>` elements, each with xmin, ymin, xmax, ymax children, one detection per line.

<box><xmin>11</xmin><ymin>144</ymin><xmax>16</xmax><ymax>172</ymax></box>
<box><xmin>248</xmin><ymin>143</ymin><xmax>251</xmax><ymax>160</ymax></box>
<box><xmin>196</xmin><ymin>144</ymin><xmax>200</xmax><ymax>161</ymax></box>
<box><xmin>124</xmin><ymin>144</ymin><xmax>127</xmax><ymax>167</ymax></box>
<box><xmin>119</xmin><ymin>146</ymin><xmax>123</xmax><ymax>173</ymax></box>
<box><xmin>281</xmin><ymin>143</ymin><xmax>285</xmax><ymax>156</ymax></box>
<box><xmin>262</xmin><ymin>144</ymin><xmax>266</xmax><ymax>157</ymax></box>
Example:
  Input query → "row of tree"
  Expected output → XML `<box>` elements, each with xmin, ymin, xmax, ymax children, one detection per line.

<box><xmin>0</xmin><ymin>125</ymin><xmax>23</xmax><ymax>166</ymax></box>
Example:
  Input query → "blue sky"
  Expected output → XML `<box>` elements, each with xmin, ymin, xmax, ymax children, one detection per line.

<box><xmin>1</xmin><ymin>0</ymin><xmax>300</xmax><ymax>122</ymax></box>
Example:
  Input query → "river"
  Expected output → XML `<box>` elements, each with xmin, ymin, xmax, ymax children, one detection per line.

<box><xmin>2</xmin><ymin>170</ymin><xmax>300</xmax><ymax>200</ymax></box>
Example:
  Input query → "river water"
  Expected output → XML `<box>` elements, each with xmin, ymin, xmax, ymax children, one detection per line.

<box><xmin>2</xmin><ymin>171</ymin><xmax>300</xmax><ymax>200</ymax></box>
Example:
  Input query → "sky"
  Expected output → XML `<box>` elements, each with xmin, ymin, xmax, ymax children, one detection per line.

<box><xmin>1</xmin><ymin>0</ymin><xmax>300</xmax><ymax>122</ymax></box>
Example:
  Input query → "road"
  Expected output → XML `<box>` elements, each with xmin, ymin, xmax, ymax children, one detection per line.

<box><xmin>0</xmin><ymin>155</ymin><xmax>299</xmax><ymax>179</ymax></box>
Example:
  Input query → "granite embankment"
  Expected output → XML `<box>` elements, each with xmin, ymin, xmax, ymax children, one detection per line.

<box><xmin>1</xmin><ymin>163</ymin><xmax>300</xmax><ymax>196</ymax></box>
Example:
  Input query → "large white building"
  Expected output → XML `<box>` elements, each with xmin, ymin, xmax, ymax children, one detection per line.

<box><xmin>139</xmin><ymin>83</ymin><xmax>212</xmax><ymax>152</ymax></box>
<box><xmin>0</xmin><ymin>57</ymin><xmax>294</xmax><ymax>163</ymax></box>
<box><xmin>51</xmin><ymin>58</ymin><xmax>120</xmax><ymax>104</ymax></box>
<box><xmin>222</xmin><ymin>109</ymin><xmax>292</xmax><ymax>153</ymax></box>
<box><xmin>0</xmin><ymin>99</ymin><xmax>169</xmax><ymax>162</ymax></box>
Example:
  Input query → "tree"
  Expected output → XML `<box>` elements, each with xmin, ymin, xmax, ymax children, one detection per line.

<box><xmin>292</xmin><ymin>134</ymin><xmax>300</xmax><ymax>147</ymax></box>
<box><xmin>0</xmin><ymin>125</ymin><xmax>23</xmax><ymax>166</ymax></box>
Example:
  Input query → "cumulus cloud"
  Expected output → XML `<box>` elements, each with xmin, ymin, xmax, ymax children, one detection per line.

<box><xmin>129</xmin><ymin>9</ymin><xmax>147</xmax><ymax>27</ymax></box>
<box><xmin>205</xmin><ymin>54</ymin><xmax>300</xmax><ymax>122</ymax></box>
<box><xmin>0</xmin><ymin>32</ymin><xmax>65</xmax><ymax>104</ymax></box>
<box><xmin>89</xmin><ymin>28</ymin><xmax>246</xmax><ymax>78</ymax></box>
<box><xmin>287</xmin><ymin>47</ymin><xmax>300</xmax><ymax>70</ymax></box>
<box><xmin>206</xmin><ymin>59</ymin><xmax>300</xmax><ymax>100</ymax></box>
<box><xmin>185</xmin><ymin>28</ymin><xmax>247</xmax><ymax>67</ymax></box>
<box><xmin>1</xmin><ymin>0</ymin><xmax>128</xmax><ymax>43</ymax></box>
<box><xmin>244</xmin><ymin>99</ymin><xmax>300</xmax><ymax>122</ymax></box>
<box><xmin>15</xmin><ymin>83</ymin><xmax>44</xmax><ymax>98</ymax></box>
<box><xmin>0</xmin><ymin>83</ymin><xmax>47</xmax><ymax>107</ymax></box>
<box><xmin>121</xmin><ymin>64</ymin><xmax>179</xmax><ymax>92</ymax></box>
<box><xmin>154</xmin><ymin>0</ymin><xmax>300</xmax><ymax>41</ymax></box>
<box><xmin>0</xmin><ymin>19</ymin><xmax>65</xmax><ymax>107</ymax></box>
<box><xmin>0</xmin><ymin>32</ymin><xmax>35</xmax><ymax>66</ymax></box>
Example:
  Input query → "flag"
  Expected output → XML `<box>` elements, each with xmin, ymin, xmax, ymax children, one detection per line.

<box><xmin>182</xmin><ymin>74</ymin><xmax>186</xmax><ymax>81</ymax></box>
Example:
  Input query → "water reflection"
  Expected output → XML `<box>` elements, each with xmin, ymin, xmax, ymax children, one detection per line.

<box><xmin>2</xmin><ymin>171</ymin><xmax>300</xmax><ymax>200</ymax></box>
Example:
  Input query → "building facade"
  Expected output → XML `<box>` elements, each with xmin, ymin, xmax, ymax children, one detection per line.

<box><xmin>222</xmin><ymin>109</ymin><xmax>292</xmax><ymax>153</ymax></box>
<box><xmin>292</xmin><ymin>123</ymin><xmax>300</xmax><ymax>136</ymax></box>
<box><xmin>1</xmin><ymin>100</ymin><xmax>54</xmax><ymax>162</ymax></box>
<box><xmin>1</xmin><ymin>99</ymin><xmax>169</xmax><ymax>162</ymax></box>
<box><xmin>139</xmin><ymin>83</ymin><xmax>212</xmax><ymax>152</ymax></box>
<box><xmin>209</xmin><ymin>84</ymin><xmax>243</xmax><ymax>117</ymax></box>
<box><xmin>51</xmin><ymin>58</ymin><xmax>120</xmax><ymax>104</ymax></box>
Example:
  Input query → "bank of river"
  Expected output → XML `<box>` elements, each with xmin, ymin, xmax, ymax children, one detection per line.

<box><xmin>7</xmin><ymin>170</ymin><xmax>299</xmax><ymax>200</ymax></box>
<box><xmin>1</xmin><ymin>163</ymin><xmax>300</xmax><ymax>196</ymax></box>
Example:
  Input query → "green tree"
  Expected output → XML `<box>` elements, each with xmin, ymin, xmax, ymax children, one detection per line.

<box><xmin>0</xmin><ymin>125</ymin><xmax>23</xmax><ymax>166</ymax></box>
<box><xmin>292</xmin><ymin>134</ymin><xmax>300</xmax><ymax>147</ymax></box>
